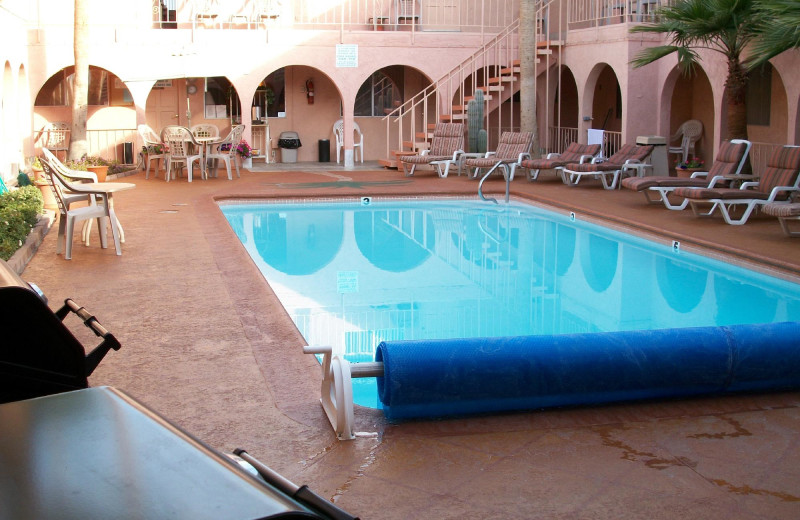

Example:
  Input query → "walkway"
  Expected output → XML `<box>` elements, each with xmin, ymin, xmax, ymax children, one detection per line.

<box><xmin>20</xmin><ymin>162</ymin><xmax>800</xmax><ymax>519</ymax></box>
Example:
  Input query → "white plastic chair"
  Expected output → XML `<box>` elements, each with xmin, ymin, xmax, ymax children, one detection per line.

<box><xmin>40</xmin><ymin>157</ymin><xmax>117</xmax><ymax>260</ymax></box>
<box><xmin>42</xmin><ymin>148</ymin><xmax>102</xmax><ymax>246</ymax></box>
<box><xmin>161</xmin><ymin>126</ymin><xmax>205</xmax><ymax>182</ymax></box>
<box><xmin>43</xmin><ymin>122</ymin><xmax>70</xmax><ymax>161</ymax></box>
<box><xmin>333</xmin><ymin>119</ymin><xmax>364</xmax><ymax>163</ymax></box>
<box><xmin>138</xmin><ymin>124</ymin><xmax>168</xmax><ymax>179</ymax></box>
<box><xmin>668</xmin><ymin>119</ymin><xmax>703</xmax><ymax>164</ymax></box>
<box><xmin>190</xmin><ymin>124</ymin><xmax>219</xmax><ymax>139</ymax></box>
<box><xmin>206</xmin><ymin>125</ymin><xmax>245</xmax><ymax>180</ymax></box>
<box><xmin>192</xmin><ymin>0</ymin><xmax>220</xmax><ymax>30</ymax></box>
<box><xmin>251</xmin><ymin>0</ymin><xmax>282</xmax><ymax>28</ymax></box>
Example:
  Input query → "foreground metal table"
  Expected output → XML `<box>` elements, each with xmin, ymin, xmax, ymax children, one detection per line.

<box><xmin>0</xmin><ymin>387</ymin><xmax>337</xmax><ymax>519</ymax></box>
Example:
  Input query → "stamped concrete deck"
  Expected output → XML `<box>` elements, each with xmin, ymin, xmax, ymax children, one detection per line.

<box><xmin>19</xmin><ymin>161</ymin><xmax>800</xmax><ymax>519</ymax></box>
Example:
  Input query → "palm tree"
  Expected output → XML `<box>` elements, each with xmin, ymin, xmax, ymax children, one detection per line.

<box><xmin>70</xmin><ymin>0</ymin><xmax>89</xmax><ymax>160</ymax></box>
<box><xmin>630</xmin><ymin>0</ymin><xmax>759</xmax><ymax>141</ymax></box>
<box><xmin>747</xmin><ymin>0</ymin><xmax>800</xmax><ymax>68</ymax></box>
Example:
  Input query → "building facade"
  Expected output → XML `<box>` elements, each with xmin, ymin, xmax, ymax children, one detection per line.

<box><xmin>1</xmin><ymin>0</ymin><xmax>798</xmax><ymax>179</ymax></box>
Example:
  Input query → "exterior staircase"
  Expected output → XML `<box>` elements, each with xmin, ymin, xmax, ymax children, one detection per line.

<box><xmin>379</xmin><ymin>7</ymin><xmax>564</xmax><ymax>169</ymax></box>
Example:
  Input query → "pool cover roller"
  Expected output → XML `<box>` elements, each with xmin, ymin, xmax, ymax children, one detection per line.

<box><xmin>375</xmin><ymin>322</ymin><xmax>800</xmax><ymax>421</ymax></box>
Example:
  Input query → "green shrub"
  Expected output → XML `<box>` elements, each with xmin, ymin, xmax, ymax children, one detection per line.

<box><xmin>0</xmin><ymin>186</ymin><xmax>44</xmax><ymax>261</ymax></box>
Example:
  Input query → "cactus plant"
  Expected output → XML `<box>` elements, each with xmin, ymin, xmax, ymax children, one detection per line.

<box><xmin>477</xmin><ymin>129</ymin><xmax>488</xmax><ymax>155</ymax></box>
<box><xmin>467</xmin><ymin>89</ymin><xmax>486</xmax><ymax>154</ymax></box>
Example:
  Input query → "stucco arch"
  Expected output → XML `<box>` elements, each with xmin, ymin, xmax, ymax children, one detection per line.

<box><xmin>661</xmin><ymin>64</ymin><xmax>714</xmax><ymax>163</ymax></box>
<box><xmin>581</xmin><ymin>63</ymin><xmax>622</xmax><ymax>154</ymax></box>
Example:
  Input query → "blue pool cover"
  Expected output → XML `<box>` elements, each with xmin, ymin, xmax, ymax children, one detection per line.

<box><xmin>375</xmin><ymin>322</ymin><xmax>800</xmax><ymax>421</ymax></box>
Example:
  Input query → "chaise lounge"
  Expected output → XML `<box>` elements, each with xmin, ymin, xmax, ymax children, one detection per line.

<box><xmin>399</xmin><ymin>123</ymin><xmax>465</xmax><ymax>178</ymax></box>
<box><xmin>621</xmin><ymin>139</ymin><xmax>751</xmax><ymax>210</ymax></box>
<box><xmin>464</xmin><ymin>131</ymin><xmax>533</xmax><ymax>181</ymax></box>
<box><xmin>671</xmin><ymin>145</ymin><xmax>800</xmax><ymax>225</ymax></box>
<box><xmin>519</xmin><ymin>142</ymin><xmax>601</xmax><ymax>182</ymax></box>
<box><xmin>560</xmin><ymin>143</ymin><xmax>654</xmax><ymax>190</ymax></box>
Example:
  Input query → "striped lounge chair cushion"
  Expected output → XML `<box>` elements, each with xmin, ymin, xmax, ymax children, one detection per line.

<box><xmin>622</xmin><ymin>140</ymin><xmax>749</xmax><ymax>191</ymax></box>
<box><xmin>674</xmin><ymin>146</ymin><xmax>800</xmax><ymax>201</ymax></box>
<box><xmin>520</xmin><ymin>142</ymin><xmax>601</xmax><ymax>170</ymax></box>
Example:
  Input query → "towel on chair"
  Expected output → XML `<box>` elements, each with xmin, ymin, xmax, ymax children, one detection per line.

<box><xmin>588</xmin><ymin>129</ymin><xmax>605</xmax><ymax>158</ymax></box>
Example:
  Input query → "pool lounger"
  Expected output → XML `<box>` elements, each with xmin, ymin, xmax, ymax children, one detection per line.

<box><xmin>306</xmin><ymin>322</ymin><xmax>800</xmax><ymax>440</ymax></box>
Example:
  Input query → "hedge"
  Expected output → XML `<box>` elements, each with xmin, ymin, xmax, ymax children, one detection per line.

<box><xmin>0</xmin><ymin>186</ymin><xmax>44</xmax><ymax>261</ymax></box>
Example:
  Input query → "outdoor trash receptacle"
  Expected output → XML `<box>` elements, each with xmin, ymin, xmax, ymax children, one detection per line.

<box><xmin>318</xmin><ymin>139</ymin><xmax>330</xmax><ymax>162</ymax></box>
<box><xmin>278</xmin><ymin>131</ymin><xmax>301</xmax><ymax>163</ymax></box>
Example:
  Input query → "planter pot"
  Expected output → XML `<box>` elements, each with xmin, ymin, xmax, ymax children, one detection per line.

<box><xmin>34</xmin><ymin>181</ymin><xmax>57</xmax><ymax>210</ymax></box>
<box><xmin>676</xmin><ymin>167</ymin><xmax>703</xmax><ymax>178</ymax></box>
<box><xmin>87</xmin><ymin>165</ymin><xmax>108</xmax><ymax>182</ymax></box>
<box><xmin>242</xmin><ymin>157</ymin><xmax>253</xmax><ymax>169</ymax></box>
<box><xmin>32</xmin><ymin>166</ymin><xmax>45</xmax><ymax>183</ymax></box>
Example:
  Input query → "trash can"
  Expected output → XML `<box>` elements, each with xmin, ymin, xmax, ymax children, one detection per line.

<box><xmin>318</xmin><ymin>139</ymin><xmax>330</xmax><ymax>162</ymax></box>
<box><xmin>278</xmin><ymin>131</ymin><xmax>301</xmax><ymax>163</ymax></box>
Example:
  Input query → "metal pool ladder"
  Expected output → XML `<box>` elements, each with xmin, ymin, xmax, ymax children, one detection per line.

<box><xmin>477</xmin><ymin>161</ymin><xmax>511</xmax><ymax>204</ymax></box>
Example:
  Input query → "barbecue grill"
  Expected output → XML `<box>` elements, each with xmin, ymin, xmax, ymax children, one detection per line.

<box><xmin>0</xmin><ymin>259</ymin><xmax>121</xmax><ymax>404</ymax></box>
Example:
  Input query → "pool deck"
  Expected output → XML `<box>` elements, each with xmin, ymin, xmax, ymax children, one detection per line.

<box><xmin>20</xmin><ymin>162</ymin><xmax>800</xmax><ymax>519</ymax></box>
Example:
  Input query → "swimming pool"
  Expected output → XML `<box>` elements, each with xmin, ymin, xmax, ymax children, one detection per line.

<box><xmin>220</xmin><ymin>198</ymin><xmax>800</xmax><ymax>407</ymax></box>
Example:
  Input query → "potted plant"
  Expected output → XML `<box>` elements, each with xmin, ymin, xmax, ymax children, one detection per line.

<box><xmin>30</xmin><ymin>157</ymin><xmax>45</xmax><ymax>182</ymax></box>
<box><xmin>675</xmin><ymin>157</ymin><xmax>705</xmax><ymax>178</ymax></box>
<box><xmin>67</xmin><ymin>155</ymin><xmax>109</xmax><ymax>181</ymax></box>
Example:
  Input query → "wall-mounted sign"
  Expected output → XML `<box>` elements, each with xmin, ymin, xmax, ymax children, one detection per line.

<box><xmin>337</xmin><ymin>271</ymin><xmax>359</xmax><ymax>293</ymax></box>
<box><xmin>154</xmin><ymin>79</ymin><xmax>173</xmax><ymax>89</ymax></box>
<box><xmin>335</xmin><ymin>44</ymin><xmax>358</xmax><ymax>68</ymax></box>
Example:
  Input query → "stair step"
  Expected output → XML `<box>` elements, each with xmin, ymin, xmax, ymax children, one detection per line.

<box><xmin>464</xmin><ymin>94</ymin><xmax>493</xmax><ymax>102</ymax></box>
<box><xmin>378</xmin><ymin>158</ymin><xmax>398</xmax><ymax>169</ymax></box>
<box><xmin>537</xmin><ymin>49</ymin><xmax>553</xmax><ymax>55</ymax></box>
<box><xmin>500</xmin><ymin>66</ymin><xmax>520</xmax><ymax>75</ymax></box>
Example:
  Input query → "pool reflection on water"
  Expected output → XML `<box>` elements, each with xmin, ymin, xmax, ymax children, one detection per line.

<box><xmin>221</xmin><ymin>199</ymin><xmax>800</xmax><ymax>408</ymax></box>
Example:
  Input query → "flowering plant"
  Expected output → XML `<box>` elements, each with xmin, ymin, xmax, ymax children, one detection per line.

<box><xmin>676</xmin><ymin>157</ymin><xmax>704</xmax><ymax>169</ymax></box>
<box><xmin>143</xmin><ymin>143</ymin><xmax>166</xmax><ymax>155</ymax></box>
<box><xmin>222</xmin><ymin>140</ymin><xmax>252</xmax><ymax>158</ymax></box>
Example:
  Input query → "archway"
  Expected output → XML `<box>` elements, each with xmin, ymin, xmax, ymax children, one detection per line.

<box><xmin>665</xmin><ymin>66</ymin><xmax>714</xmax><ymax>165</ymax></box>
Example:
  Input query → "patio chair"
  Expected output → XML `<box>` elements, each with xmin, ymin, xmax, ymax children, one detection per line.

<box><xmin>161</xmin><ymin>125</ymin><xmax>205</xmax><ymax>182</ymax></box>
<box><xmin>762</xmin><ymin>201</ymin><xmax>800</xmax><ymax>237</ymax></box>
<box><xmin>206</xmin><ymin>124</ymin><xmax>245</xmax><ymax>180</ymax></box>
<box><xmin>42</xmin><ymin>148</ymin><xmax>102</xmax><ymax>246</ymax></box>
<box><xmin>251</xmin><ymin>0</ymin><xmax>282</xmax><ymax>29</ymax></box>
<box><xmin>192</xmin><ymin>0</ymin><xmax>220</xmax><ymax>30</ymax></box>
<box><xmin>464</xmin><ymin>131</ymin><xmax>533</xmax><ymax>181</ymax></box>
<box><xmin>398</xmin><ymin>123</ymin><xmax>465</xmax><ymax>178</ymax></box>
<box><xmin>42</xmin><ymin>122</ymin><xmax>70</xmax><ymax>161</ymax></box>
<box><xmin>40</xmin><ymin>157</ymin><xmax>118</xmax><ymax>260</ymax></box>
<box><xmin>672</xmin><ymin>145</ymin><xmax>800</xmax><ymax>225</ymax></box>
<box><xmin>621</xmin><ymin>139</ymin><xmax>752</xmax><ymax>210</ymax></box>
<box><xmin>333</xmin><ymin>119</ymin><xmax>364</xmax><ymax>163</ymax></box>
<box><xmin>519</xmin><ymin>142</ymin><xmax>602</xmax><ymax>182</ymax></box>
<box><xmin>560</xmin><ymin>143</ymin><xmax>654</xmax><ymax>190</ymax></box>
<box><xmin>190</xmin><ymin>123</ymin><xmax>219</xmax><ymax>139</ymax></box>
<box><xmin>138</xmin><ymin>124</ymin><xmax>168</xmax><ymax>180</ymax></box>
<box><xmin>668</xmin><ymin>119</ymin><xmax>703</xmax><ymax>164</ymax></box>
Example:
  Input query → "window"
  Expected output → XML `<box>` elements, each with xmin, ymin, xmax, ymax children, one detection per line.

<box><xmin>35</xmin><ymin>67</ymin><xmax>130</xmax><ymax>107</ymax></box>
<box><xmin>355</xmin><ymin>71</ymin><xmax>400</xmax><ymax>117</ymax></box>
<box><xmin>154</xmin><ymin>0</ymin><xmax>177</xmax><ymax>29</ymax></box>
<box><xmin>205</xmin><ymin>77</ymin><xmax>232</xmax><ymax>119</ymax></box>
<box><xmin>254</xmin><ymin>69</ymin><xmax>286</xmax><ymax>118</ymax></box>
<box><xmin>747</xmin><ymin>63</ymin><xmax>772</xmax><ymax>127</ymax></box>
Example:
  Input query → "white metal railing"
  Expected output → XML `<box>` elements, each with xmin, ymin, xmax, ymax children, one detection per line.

<box><xmin>150</xmin><ymin>0</ymin><xmax>520</xmax><ymax>33</ymax></box>
<box><xmin>568</xmin><ymin>0</ymin><xmax>667</xmax><ymax>28</ymax></box>
<box><xmin>548</xmin><ymin>126</ymin><xmax>579</xmax><ymax>155</ymax></box>
<box><xmin>86</xmin><ymin>129</ymin><xmax>139</xmax><ymax>164</ymax></box>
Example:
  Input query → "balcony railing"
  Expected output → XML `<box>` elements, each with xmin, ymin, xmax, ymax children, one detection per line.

<box><xmin>151</xmin><ymin>0</ymin><xmax>520</xmax><ymax>33</ymax></box>
<box><xmin>568</xmin><ymin>0</ymin><xmax>668</xmax><ymax>29</ymax></box>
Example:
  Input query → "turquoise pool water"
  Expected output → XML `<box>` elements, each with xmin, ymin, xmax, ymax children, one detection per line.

<box><xmin>220</xmin><ymin>198</ymin><xmax>800</xmax><ymax>408</ymax></box>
